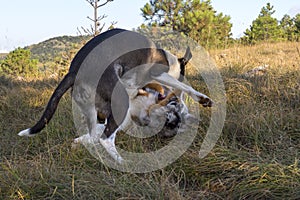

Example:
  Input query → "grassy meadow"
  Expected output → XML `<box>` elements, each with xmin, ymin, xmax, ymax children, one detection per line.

<box><xmin>0</xmin><ymin>42</ymin><xmax>299</xmax><ymax>199</ymax></box>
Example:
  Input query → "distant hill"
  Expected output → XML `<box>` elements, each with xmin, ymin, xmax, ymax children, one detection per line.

<box><xmin>25</xmin><ymin>35</ymin><xmax>91</xmax><ymax>64</ymax></box>
<box><xmin>0</xmin><ymin>53</ymin><xmax>8</xmax><ymax>61</ymax></box>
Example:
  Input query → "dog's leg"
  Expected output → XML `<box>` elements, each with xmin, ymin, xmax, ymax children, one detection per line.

<box><xmin>73</xmin><ymin>114</ymin><xmax>123</xmax><ymax>165</ymax></box>
<box><xmin>100</xmin><ymin>115</ymin><xmax>123</xmax><ymax>163</ymax></box>
<box><xmin>152</xmin><ymin>72</ymin><xmax>213</xmax><ymax>107</ymax></box>
<box><xmin>85</xmin><ymin>107</ymin><xmax>99</xmax><ymax>138</ymax></box>
<box><xmin>100</xmin><ymin>129</ymin><xmax>123</xmax><ymax>163</ymax></box>
<box><xmin>72</xmin><ymin>82</ymin><xmax>100</xmax><ymax>138</ymax></box>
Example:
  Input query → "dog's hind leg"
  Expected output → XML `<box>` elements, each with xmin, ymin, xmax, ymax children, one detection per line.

<box><xmin>72</xmin><ymin>82</ymin><xmax>101</xmax><ymax>138</ymax></box>
<box><xmin>100</xmin><ymin>115</ymin><xmax>123</xmax><ymax>163</ymax></box>
<box><xmin>72</xmin><ymin>106</ymin><xmax>99</xmax><ymax>147</ymax></box>
<box><xmin>100</xmin><ymin>129</ymin><xmax>123</xmax><ymax>163</ymax></box>
<box><xmin>85</xmin><ymin>107</ymin><xmax>98</xmax><ymax>138</ymax></box>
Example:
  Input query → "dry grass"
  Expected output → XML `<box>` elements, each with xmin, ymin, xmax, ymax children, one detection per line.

<box><xmin>211</xmin><ymin>42</ymin><xmax>300</xmax><ymax>156</ymax></box>
<box><xmin>0</xmin><ymin>42</ymin><xmax>299</xmax><ymax>199</ymax></box>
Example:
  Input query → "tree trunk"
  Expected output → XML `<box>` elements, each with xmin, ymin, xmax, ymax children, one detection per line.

<box><xmin>94</xmin><ymin>1</ymin><xmax>98</xmax><ymax>36</ymax></box>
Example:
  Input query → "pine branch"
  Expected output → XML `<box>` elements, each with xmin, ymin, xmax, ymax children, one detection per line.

<box><xmin>97</xmin><ymin>0</ymin><xmax>113</xmax><ymax>8</ymax></box>
<box><xmin>98</xmin><ymin>23</ymin><xmax>105</xmax><ymax>33</ymax></box>
<box><xmin>85</xmin><ymin>0</ymin><xmax>94</xmax><ymax>7</ymax></box>
<box><xmin>97</xmin><ymin>14</ymin><xmax>107</xmax><ymax>21</ymax></box>
<box><xmin>87</xmin><ymin>16</ymin><xmax>96</xmax><ymax>22</ymax></box>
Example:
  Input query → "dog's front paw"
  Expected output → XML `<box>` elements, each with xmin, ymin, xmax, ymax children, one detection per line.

<box><xmin>191</xmin><ymin>91</ymin><xmax>213</xmax><ymax>107</ymax></box>
<box><xmin>198</xmin><ymin>96</ymin><xmax>213</xmax><ymax>107</ymax></box>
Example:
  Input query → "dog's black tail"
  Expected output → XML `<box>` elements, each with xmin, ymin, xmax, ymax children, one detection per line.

<box><xmin>18</xmin><ymin>72</ymin><xmax>75</xmax><ymax>136</ymax></box>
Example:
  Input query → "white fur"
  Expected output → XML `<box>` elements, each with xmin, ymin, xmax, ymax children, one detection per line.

<box><xmin>18</xmin><ymin>128</ymin><xmax>32</xmax><ymax>137</ymax></box>
<box><xmin>73</xmin><ymin>124</ymin><xmax>105</xmax><ymax>145</ymax></box>
<box><xmin>100</xmin><ymin>131</ymin><xmax>123</xmax><ymax>163</ymax></box>
<box><xmin>72</xmin><ymin>124</ymin><xmax>123</xmax><ymax>163</ymax></box>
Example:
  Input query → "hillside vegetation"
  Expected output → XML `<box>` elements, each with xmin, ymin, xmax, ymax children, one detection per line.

<box><xmin>26</xmin><ymin>35</ymin><xmax>90</xmax><ymax>63</ymax></box>
<box><xmin>0</xmin><ymin>35</ymin><xmax>90</xmax><ymax>78</ymax></box>
<box><xmin>0</xmin><ymin>41</ymin><xmax>299</xmax><ymax>199</ymax></box>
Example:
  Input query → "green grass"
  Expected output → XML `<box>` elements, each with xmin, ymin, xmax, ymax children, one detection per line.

<box><xmin>0</xmin><ymin>42</ymin><xmax>299</xmax><ymax>199</ymax></box>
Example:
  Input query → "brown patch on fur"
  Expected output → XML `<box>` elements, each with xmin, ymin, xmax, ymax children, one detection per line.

<box><xmin>141</xmin><ymin>82</ymin><xmax>182</xmax><ymax>110</ymax></box>
<box><xmin>157</xmin><ymin>92</ymin><xmax>178</xmax><ymax>106</ymax></box>
<box><xmin>143</xmin><ymin>82</ymin><xmax>165</xmax><ymax>95</ymax></box>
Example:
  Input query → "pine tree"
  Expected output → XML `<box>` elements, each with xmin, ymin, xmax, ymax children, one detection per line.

<box><xmin>243</xmin><ymin>3</ymin><xmax>282</xmax><ymax>44</ymax></box>
<box><xmin>141</xmin><ymin>0</ymin><xmax>232</xmax><ymax>48</ymax></box>
<box><xmin>280</xmin><ymin>14</ymin><xmax>296</xmax><ymax>41</ymax></box>
<box><xmin>294</xmin><ymin>14</ymin><xmax>300</xmax><ymax>41</ymax></box>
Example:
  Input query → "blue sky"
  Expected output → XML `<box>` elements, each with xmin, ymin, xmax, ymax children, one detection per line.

<box><xmin>0</xmin><ymin>0</ymin><xmax>300</xmax><ymax>53</ymax></box>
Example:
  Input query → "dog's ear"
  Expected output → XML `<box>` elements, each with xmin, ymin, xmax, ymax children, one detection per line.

<box><xmin>183</xmin><ymin>46</ymin><xmax>192</xmax><ymax>63</ymax></box>
<box><xmin>178</xmin><ymin>47</ymin><xmax>192</xmax><ymax>80</ymax></box>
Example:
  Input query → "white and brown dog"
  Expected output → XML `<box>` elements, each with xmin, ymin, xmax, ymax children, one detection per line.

<box><xmin>18</xmin><ymin>29</ymin><xmax>213</xmax><ymax>163</ymax></box>
<box><xmin>73</xmin><ymin>82</ymin><xmax>192</xmax><ymax>161</ymax></box>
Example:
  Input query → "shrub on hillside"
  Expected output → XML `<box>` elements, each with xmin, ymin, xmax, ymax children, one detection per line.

<box><xmin>0</xmin><ymin>47</ymin><xmax>38</xmax><ymax>78</ymax></box>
